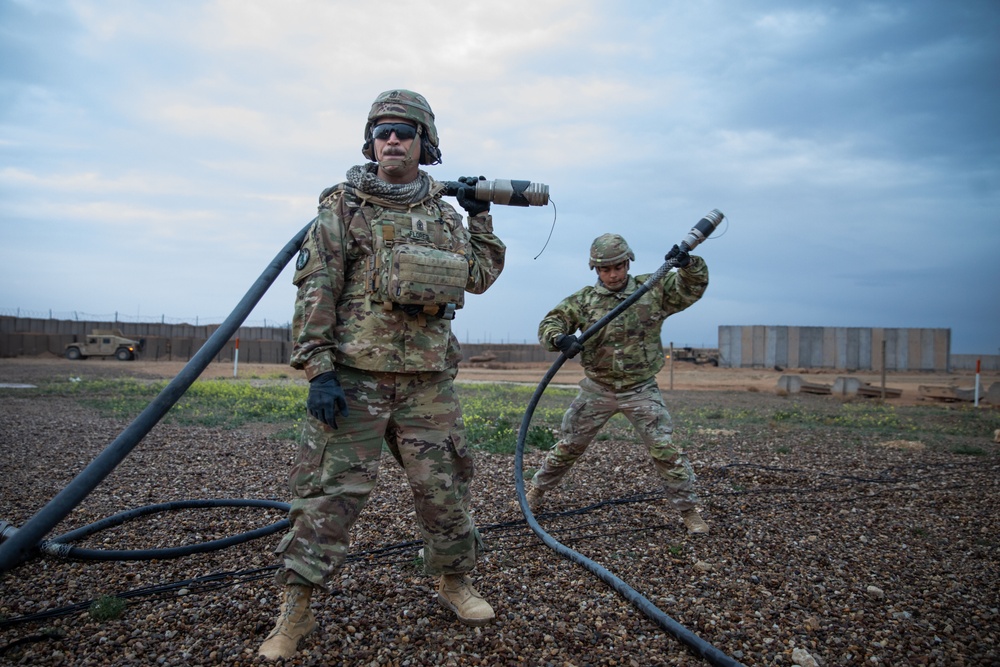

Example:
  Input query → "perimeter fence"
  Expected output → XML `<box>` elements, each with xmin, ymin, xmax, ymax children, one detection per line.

<box><xmin>0</xmin><ymin>314</ymin><xmax>292</xmax><ymax>364</ymax></box>
<box><xmin>2</xmin><ymin>312</ymin><xmax>994</xmax><ymax>371</ymax></box>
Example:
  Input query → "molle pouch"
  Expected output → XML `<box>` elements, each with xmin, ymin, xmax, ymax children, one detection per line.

<box><xmin>388</xmin><ymin>244</ymin><xmax>467</xmax><ymax>308</ymax></box>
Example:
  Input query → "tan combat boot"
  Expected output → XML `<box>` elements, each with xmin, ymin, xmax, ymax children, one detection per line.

<box><xmin>437</xmin><ymin>574</ymin><xmax>496</xmax><ymax>626</ymax></box>
<box><xmin>681</xmin><ymin>509</ymin><xmax>710</xmax><ymax>534</ymax></box>
<box><xmin>258</xmin><ymin>583</ymin><xmax>317</xmax><ymax>660</ymax></box>
<box><xmin>525</xmin><ymin>486</ymin><xmax>545</xmax><ymax>512</ymax></box>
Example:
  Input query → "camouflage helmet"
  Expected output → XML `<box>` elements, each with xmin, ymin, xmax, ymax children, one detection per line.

<box><xmin>589</xmin><ymin>233</ymin><xmax>635</xmax><ymax>269</ymax></box>
<box><xmin>362</xmin><ymin>89</ymin><xmax>442</xmax><ymax>165</ymax></box>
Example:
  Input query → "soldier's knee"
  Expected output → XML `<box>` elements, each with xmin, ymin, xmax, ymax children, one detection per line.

<box><xmin>665</xmin><ymin>459</ymin><xmax>695</xmax><ymax>484</ymax></box>
<box><xmin>650</xmin><ymin>443</ymin><xmax>680</xmax><ymax>462</ymax></box>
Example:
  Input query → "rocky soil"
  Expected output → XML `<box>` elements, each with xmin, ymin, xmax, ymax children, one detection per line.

<box><xmin>0</xmin><ymin>359</ymin><xmax>998</xmax><ymax>666</ymax></box>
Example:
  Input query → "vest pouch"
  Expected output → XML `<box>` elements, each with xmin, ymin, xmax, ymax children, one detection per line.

<box><xmin>388</xmin><ymin>243</ymin><xmax>467</xmax><ymax>309</ymax></box>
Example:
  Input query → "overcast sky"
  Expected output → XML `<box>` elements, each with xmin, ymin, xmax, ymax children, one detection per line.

<box><xmin>2</xmin><ymin>0</ymin><xmax>998</xmax><ymax>354</ymax></box>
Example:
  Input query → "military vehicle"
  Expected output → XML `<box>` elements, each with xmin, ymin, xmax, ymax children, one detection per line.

<box><xmin>65</xmin><ymin>329</ymin><xmax>144</xmax><ymax>361</ymax></box>
<box><xmin>667</xmin><ymin>346</ymin><xmax>720</xmax><ymax>366</ymax></box>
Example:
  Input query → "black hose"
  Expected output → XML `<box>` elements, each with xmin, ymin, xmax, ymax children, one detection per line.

<box><xmin>0</xmin><ymin>220</ymin><xmax>314</xmax><ymax>574</ymax></box>
<box><xmin>28</xmin><ymin>499</ymin><xmax>290</xmax><ymax>561</ymax></box>
<box><xmin>514</xmin><ymin>256</ymin><xmax>745</xmax><ymax>667</ymax></box>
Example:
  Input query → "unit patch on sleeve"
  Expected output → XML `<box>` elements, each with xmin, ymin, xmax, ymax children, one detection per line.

<box><xmin>296</xmin><ymin>247</ymin><xmax>311</xmax><ymax>271</ymax></box>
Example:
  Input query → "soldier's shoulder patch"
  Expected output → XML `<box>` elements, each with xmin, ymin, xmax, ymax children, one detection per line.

<box><xmin>295</xmin><ymin>247</ymin><xmax>311</xmax><ymax>271</ymax></box>
<box><xmin>293</xmin><ymin>229</ymin><xmax>324</xmax><ymax>285</ymax></box>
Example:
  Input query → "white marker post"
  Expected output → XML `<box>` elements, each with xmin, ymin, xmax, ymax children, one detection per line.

<box><xmin>234</xmin><ymin>337</ymin><xmax>240</xmax><ymax>378</ymax></box>
<box><xmin>975</xmin><ymin>358</ymin><xmax>980</xmax><ymax>407</ymax></box>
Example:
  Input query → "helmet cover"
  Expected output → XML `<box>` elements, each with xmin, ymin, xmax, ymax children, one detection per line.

<box><xmin>589</xmin><ymin>233</ymin><xmax>635</xmax><ymax>269</ymax></box>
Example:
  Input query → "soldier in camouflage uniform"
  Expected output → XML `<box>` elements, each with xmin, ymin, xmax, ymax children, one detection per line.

<box><xmin>525</xmin><ymin>234</ymin><xmax>712</xmax><ymax>535</ymax></box>
<box><xmin>259</xmin><ymin>90</ymin><xmax>506</xmax><ymax>661</ymax></box>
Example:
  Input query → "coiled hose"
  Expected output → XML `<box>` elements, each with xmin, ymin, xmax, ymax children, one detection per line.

<box><xmin>0</xmin><ymin>499</ymin><xmax>289</xmax><ymax>561</ymax></box>
<box><xmin>514</xmin><ymin>254</ymin><xmax>745</xmax><ymax>667</ymax></box>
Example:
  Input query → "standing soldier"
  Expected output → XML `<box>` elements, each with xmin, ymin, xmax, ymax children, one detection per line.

<box><xmin>526</xmin><ymin>234</ymin><xmax>711</xmax><ymax>535</ymax></box>
<box><xmin>259</xmin><ymin>90</ymin><xmax>506</xmax><ymax>660</ymax></box>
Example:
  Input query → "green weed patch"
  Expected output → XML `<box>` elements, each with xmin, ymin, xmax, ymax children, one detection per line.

<box><xmin>50</xmin><ymin>377</ymin><xmax>305</xmax><ymax>429</ymax></box>
<box><xmin>458</xmin><ymin>383</ymin><xmax>574</xmax><ymax>454</ymax></box>
<box><xmin>88</xmin><ymin>595</ymin><xmax>126</xmax><ymax>622</ymax></box>
<box><xmin>28</xmin><ymin>377</ymin><xmax>1000</xmax><ymax>456</ymax></box>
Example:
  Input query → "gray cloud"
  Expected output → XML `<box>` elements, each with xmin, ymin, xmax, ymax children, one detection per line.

<box><xmin>1</xmin><ymin>0</ymin><xmax>997</xmax><ymax>354</ymax></box>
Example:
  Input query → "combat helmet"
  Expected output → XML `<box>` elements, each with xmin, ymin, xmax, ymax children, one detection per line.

<box><xmin>362</xmin><ymin>89</ymin><xmax>442</xmax><ymax>165</ymax></box>
<box><xmin>589</xmin><ymin>233</ymin><xmax>635</xmax><ymax>269</ymax></box>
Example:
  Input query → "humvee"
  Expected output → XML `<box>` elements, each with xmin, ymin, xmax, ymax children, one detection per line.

<box><xmin>65</xmin><ymin>329</ymin><xmax>144</xmax><ymax>361</ymax></box>
<box><xmin>667</xmin><ymin>346</ymin><xmax>720</xmax><ymax>366</ymax></box>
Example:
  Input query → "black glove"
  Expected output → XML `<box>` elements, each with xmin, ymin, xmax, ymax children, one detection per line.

<box><xmin>665</xmin><ymin>244</ymin><xmax>692</xmax><ymax>268</ymax></box>
<box><xmin>456</xmin><ymin>175</ymin><xmax>490</xmax><ymax>217</ymax></box>
<box><xmin>307</xmin><ymin>372</ymin><xmax>349</xmax><ymax>428</ymax></box>
<box><xmin>554</xmin><ymin>334</ymin><xmax>583</xmax><ymax>359</ymax></box>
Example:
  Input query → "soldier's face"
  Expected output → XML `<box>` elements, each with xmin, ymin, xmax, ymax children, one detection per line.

<box><xmin>373</xmin><ymin>116</ymin><xmax>421</xmax><ymax>183</ymax></box>
<box><xmin>597</xmin><ymin>260</ymin><xmax>629</xmax><ymax>291</ymax></box>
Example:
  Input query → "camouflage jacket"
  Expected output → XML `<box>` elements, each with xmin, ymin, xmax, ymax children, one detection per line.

<box><xmin>290</xmin><ymin>179</ymin><xmax>506</xmax><ymax>378</ymax></box>
<box><xmin>538</xmin><ymin>257</ymin><xmax>708</xmax><ymax>390</ymax></box>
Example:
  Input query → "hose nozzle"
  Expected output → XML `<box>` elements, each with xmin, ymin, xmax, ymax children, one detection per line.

<box><xmin>442</xmin><ymin>179</ymin><xmax>550</xmax><ymax>207</ymax></box>
<box><xmin>680</xmin><ymin>209</ymin><xmax>725</xmax><ymax>251</ymax></box>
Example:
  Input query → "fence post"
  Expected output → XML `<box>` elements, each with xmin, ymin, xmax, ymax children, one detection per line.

<box><xmin>975</xmin><ymin>358</ymin><xmax>981</xmax><ymax>407</ymax></box>
<box><xmin>881</xmin><ymin>339</ymin><xmax>887</xmax><ymax>400</ymax></box>
<box><xmin>669</xmin><ymin>342</ymin><xmax>674</xmax><ymax>391</ymax></box>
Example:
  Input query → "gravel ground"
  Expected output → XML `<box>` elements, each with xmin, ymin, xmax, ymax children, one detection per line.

<box><xmin>1</xmin><ymin>361</ymin><xmax>998</xmax><ymax>666</ymax></box>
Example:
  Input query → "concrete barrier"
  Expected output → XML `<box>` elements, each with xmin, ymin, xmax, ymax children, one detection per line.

<box><xmin>776</xmin><ymin>375</ymin><xmax>831</xmax><ymax>395</ymax></box>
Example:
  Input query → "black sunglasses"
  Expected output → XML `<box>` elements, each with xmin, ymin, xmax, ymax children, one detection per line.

<box><xmin>371</xmin><ymin>122</ymin><xmax>418</xmax><ymax>141</ymax></box>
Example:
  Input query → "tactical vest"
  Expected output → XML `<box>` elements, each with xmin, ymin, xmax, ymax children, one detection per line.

<box><xmin>366</xmin><ymin>206</ymin><xmax>469</xmax><ymax>313</ymax></box>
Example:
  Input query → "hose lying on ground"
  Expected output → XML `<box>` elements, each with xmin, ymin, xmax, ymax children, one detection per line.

<box><xmin>1</xmin><ymin>499</ymin><xmax>289</xmax><ymax>561</ymax></box>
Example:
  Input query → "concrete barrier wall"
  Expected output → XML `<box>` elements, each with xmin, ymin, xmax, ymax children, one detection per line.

<box><xmin>0</xmin><ymin>316</ymin><xmax>293</xmax><ymax>362</ymax></box>
<box><xmin>0</xmin><ymin>316</ymin><xmax>291</xmax><ymax>342</ymax></box>
<box><xmin>5</xmin><ymin>317</ymin><xmax>993</xmax><ymax>372</ymax></box>
<box><xmin>719</xmin><ymin>325</ymin><xmax>953</xmax><ymax>371</ymax></box>
<box><xmin>0</xmin><ymin>317</ymin><xmax>552</xmax><ymax>366</ymax></box>
<box><xmin>951</xmin><ymin>354</ymin><xmax>1000</xmax><ymax>372</ymax></box>
<box><xmin>458</xmin><ymin>343</ymin><xmax>563</xmax><ymax>364</ymax></box>
<box><xmin>0</xmin><ymin>331</ymin><xmax>293</xmax><ymax>365</ymax></box>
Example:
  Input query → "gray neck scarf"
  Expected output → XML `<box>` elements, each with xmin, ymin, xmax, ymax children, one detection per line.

<box><xmin>345</xmin><ymin>163</ymin><xmax>430</xmax><ymax>206</ymax></box>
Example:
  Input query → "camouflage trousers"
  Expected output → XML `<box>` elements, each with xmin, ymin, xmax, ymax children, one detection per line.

<box><xmin>275</xmin><ymin>365</ymin><xmax>481</xmax><ymax>591</ymax></box>
<box><xmin>531</xmin><ymin>377</ymin><xmax>698</xmax><ymax>511</ymax></box>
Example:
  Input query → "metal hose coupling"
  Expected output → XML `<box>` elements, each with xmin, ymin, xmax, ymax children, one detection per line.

<box><xmin>680</xmin><ymin>209</ymin><xmax>725</xmax><ymax>251</ymax></box>
<box><xmin>442</xmin><ymin>179</ymin><xmax>550</xmax><ymax>207</ymax></box>
<box><xmin>0</xmin><ymin>521</ymin><xmax>17</xmax><ymax>543</ymax></box>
